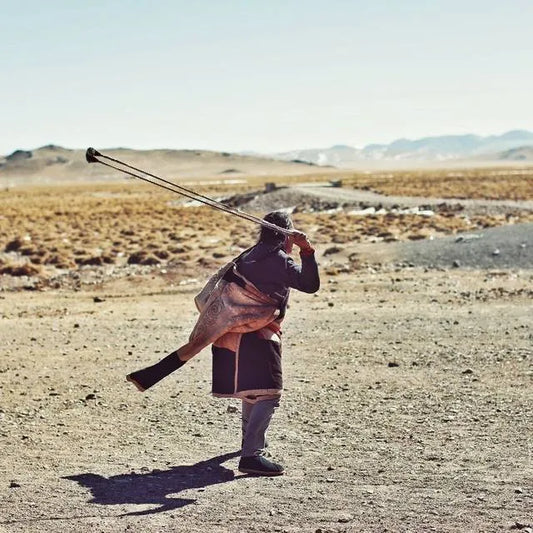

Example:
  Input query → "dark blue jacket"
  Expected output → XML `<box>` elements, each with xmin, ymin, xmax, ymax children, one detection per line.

<box><xmin>236</xmin><ymin>242</ymin><xmax>320</xmax><ymax>305</ymax></box>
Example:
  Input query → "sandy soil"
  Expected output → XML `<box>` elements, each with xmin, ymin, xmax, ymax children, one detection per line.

<box><xmin>0</xmin><ymin>169</ymin><xmax>532</xmax><ymax>532</ymax></box>
<box><xmin>0</xmin><ymin>264</ymin><xmax>532</xmax><ymax>532</ymax></box>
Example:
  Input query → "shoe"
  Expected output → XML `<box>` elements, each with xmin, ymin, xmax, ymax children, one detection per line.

<box><xmin>238</xmin><ymin>456</ymin><xmax>285</xmax><ymax>476</ymax></box>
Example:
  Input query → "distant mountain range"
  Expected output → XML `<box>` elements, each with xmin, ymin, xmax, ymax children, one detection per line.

<box><xmin>2</xmin><ymin>130</ymin><xmax>532</xmax><ymax>185</ymax></box>
<box><xmin>273</xmin><ymin>130</ymin><xmax>533</xmax><ymax>167</ymax></box>
<box><xmin>0</xmin><ymin>145</ymin><xmax>335</xmax><ymax>185</ymax></box>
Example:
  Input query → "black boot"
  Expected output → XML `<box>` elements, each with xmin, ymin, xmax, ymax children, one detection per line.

<box><xmin>238</xmin><ymin>456</ymin><xmax>284</xmax><ymax>476</ymax></box>
<box><xmin>126</xmin><ymin>351</ymin><xmax>186</xmax><ymax>391</ymax></box>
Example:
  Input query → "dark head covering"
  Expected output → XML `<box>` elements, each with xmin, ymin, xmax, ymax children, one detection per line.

<box><xmin>259</xmin><ymin>211</ymin><xmax>294</xmax><ymax>245</ymax></box>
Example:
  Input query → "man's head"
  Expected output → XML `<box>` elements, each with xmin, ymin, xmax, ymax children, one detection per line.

<box><xmin>259</xmin><ymin>210</ymin><xmax>294</xmax><ymax>246</ymax></box>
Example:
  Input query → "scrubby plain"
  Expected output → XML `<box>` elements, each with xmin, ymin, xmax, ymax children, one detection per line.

<box><xmin>1</xmin><ymin>168</ymin><xmax>532</xmax><ymax>284</ymax></box>
<box><xmin>0</xmin><ymin>167</ymin><xmax>532</xmax><ymax>532</ymax></box>
<box><xmin>341</xmin><ymin>167</ymin><xmax>533</xmax><ymax>201</ymax></box>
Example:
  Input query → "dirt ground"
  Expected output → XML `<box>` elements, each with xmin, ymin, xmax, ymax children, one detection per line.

<box><xmin>0</xmin><ymin>168</ymin><xmax>532</xmax><ymax>532</ymax></box>
<box><xmin>0</xmin><ymin>265</ymin><xmax>531</xmax><ymax>532</ymax></box>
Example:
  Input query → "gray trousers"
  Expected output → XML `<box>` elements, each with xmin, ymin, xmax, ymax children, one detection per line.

<box><xmin>241</xmin><ymin>397</ymin><xmax>280</xmax><ymax>457</ymax></box>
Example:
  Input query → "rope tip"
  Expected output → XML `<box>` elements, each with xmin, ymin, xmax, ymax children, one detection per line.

<box><xmin>85</xmin><ymin>147</ymin><xmax>101</xmax><ymax>164</ymax></box>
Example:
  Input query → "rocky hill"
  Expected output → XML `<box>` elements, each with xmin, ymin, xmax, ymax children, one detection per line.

<box><xmin>497</xmin><ymin>145</ymin><xmax>533</xmax><ymax>161</ymax></box>
<box><xmin>0</xmin><ymin>145</ymin><xmax>331</xmax><ymax>185</ymax></box>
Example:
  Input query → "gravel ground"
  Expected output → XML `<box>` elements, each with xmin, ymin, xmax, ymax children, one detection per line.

<box><xmin>244</xmin><ymin>185</ymin><xmax>533</xmax><ymax>216</ymax></box>
<box><xmin>0</xmin><ymin>267</ymin><xmax>531</xmax><ymax>532</ymax></box>
<box><xmin>393</xmin><ymin>223</ymin><xmax>533</xmax><ymax>270</ymax></box>
<box><xmin>1</xmin><ymin>180</ymin><xmax>531</xmax><ymax>532</ymax></box>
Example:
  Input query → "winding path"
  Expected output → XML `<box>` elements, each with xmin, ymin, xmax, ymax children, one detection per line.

<box><xmin>292</xmin><ymin>183</ymin><xmax>533</xmax><ymax>214</ymax></box>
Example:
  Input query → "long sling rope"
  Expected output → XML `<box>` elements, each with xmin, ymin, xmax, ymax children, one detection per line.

<box><xmin>86</xmin><ymin>148</ymin><xmax>294</xmax><ymax>236</ymax></box>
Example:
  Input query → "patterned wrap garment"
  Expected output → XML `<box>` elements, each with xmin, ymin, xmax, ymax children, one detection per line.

<box><xmin>210</xmin><ymin>242</ymin><xmax>320</xmax><ymax>401</ymax></box>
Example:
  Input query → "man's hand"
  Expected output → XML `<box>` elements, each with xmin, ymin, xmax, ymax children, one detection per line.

<box><xmin>291</xmin><ymin>231</ymin><xmax>314</xmax><ymax>254</ymax></box>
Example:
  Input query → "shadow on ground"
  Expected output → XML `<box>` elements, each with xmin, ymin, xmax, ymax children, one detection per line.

<box><xmin>64</xmin><ymin>450</ymin><xmax>239</xmax><ymax>516</ymax></box>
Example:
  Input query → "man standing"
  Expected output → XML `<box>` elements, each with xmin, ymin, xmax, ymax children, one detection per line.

<box><xmin>127</xmin><ymin>210</ymin><xmax>320</xmax><ymax>476</ymax></box>
<box><xmin>213</xmin><ymin>211</ymin><xmax>320</xmax><ymax>476</ymax></box>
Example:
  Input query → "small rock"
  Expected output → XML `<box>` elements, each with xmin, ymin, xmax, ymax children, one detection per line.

<box><xmin>323</xmin><ymin>245</ymin><xmax>344</xmax><ymax>256</ymax></box>
<box><xmin>514</xmin><ymin>487</ymin><xmax>524</xmax><ymax>494</ymax></box>
<box><xmin>93</xmin><ymin>296</ymin><xmax>105</xmax><ymax>303</ymax></box>
<box><xmin>328</xmin><ymin>302</ymin><xmax>334</xmax><ymax>307</ymax></box>
<box><xmin>338</xmin><ymin>514</ymin><xmax>353</xmax><ymax>523</ymax></box>
<box><xmin>85</xmin><ymin>393</ymin><xmax>96</xmax><ymax>400</ymax></box>
<box><xmin>492</xmin><ymin>249</ymin><xmax>500</xmax><ymax>256</ymax></box>
<box><xmin>452</xmin><ymin>260</ymin><xmax>461</xmax><ymax>268</ymax></box>
<box><xmin>9</xmin><ymin>481</ymin><xmax>21</xmax><ymax>488</ymax></box>
<box><xmin>511</xmin><ymin>523</ymin><xmax>533</xmax><ymax>531</ymax></box>
<box><xmin>462</xmin><ymin>368</ymin><xmax>474</xmax><ymax>375</ymax></box>
<box><xmin>388</xmin><ymin>361</ymin><xmax>400</xmax><ymax>367</ymax></box>
<box><xmin>227</xmin><ymin>405</ymin><xmax>238</xmax><ymax>414</ymax></box>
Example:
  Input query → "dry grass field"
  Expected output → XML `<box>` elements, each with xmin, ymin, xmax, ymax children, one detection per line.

<box><xmin>1</xmin><ymin>167</ymin><xmax>532</xmax><ymax>285</ymax></box>
<box><xmin>342</xmin><ymin>167</ymin><xmax>533</xmax><ymax>201</ymax></box>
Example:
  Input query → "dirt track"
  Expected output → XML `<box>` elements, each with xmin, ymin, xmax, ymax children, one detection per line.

<box><xmin>1</xmin><ymin>267</ymin><xmax>531</xmax><ymax>532</ymax></box>
<box><xmin>292</xmin><ymin>184</ymin><xmax>533</xmax><ymax>214</ymax></box>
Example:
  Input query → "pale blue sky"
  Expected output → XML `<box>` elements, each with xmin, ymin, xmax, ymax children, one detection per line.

<box><xmin>1</xmin><ymin>0</ymin><xmax>531</xmax><ymax>155</ymax></box>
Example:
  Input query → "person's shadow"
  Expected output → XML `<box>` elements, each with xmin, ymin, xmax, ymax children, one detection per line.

<box><xmin>64</xmin><ymin>450</ymin><xmax>240</xmax><ymax>516</ymax></box>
